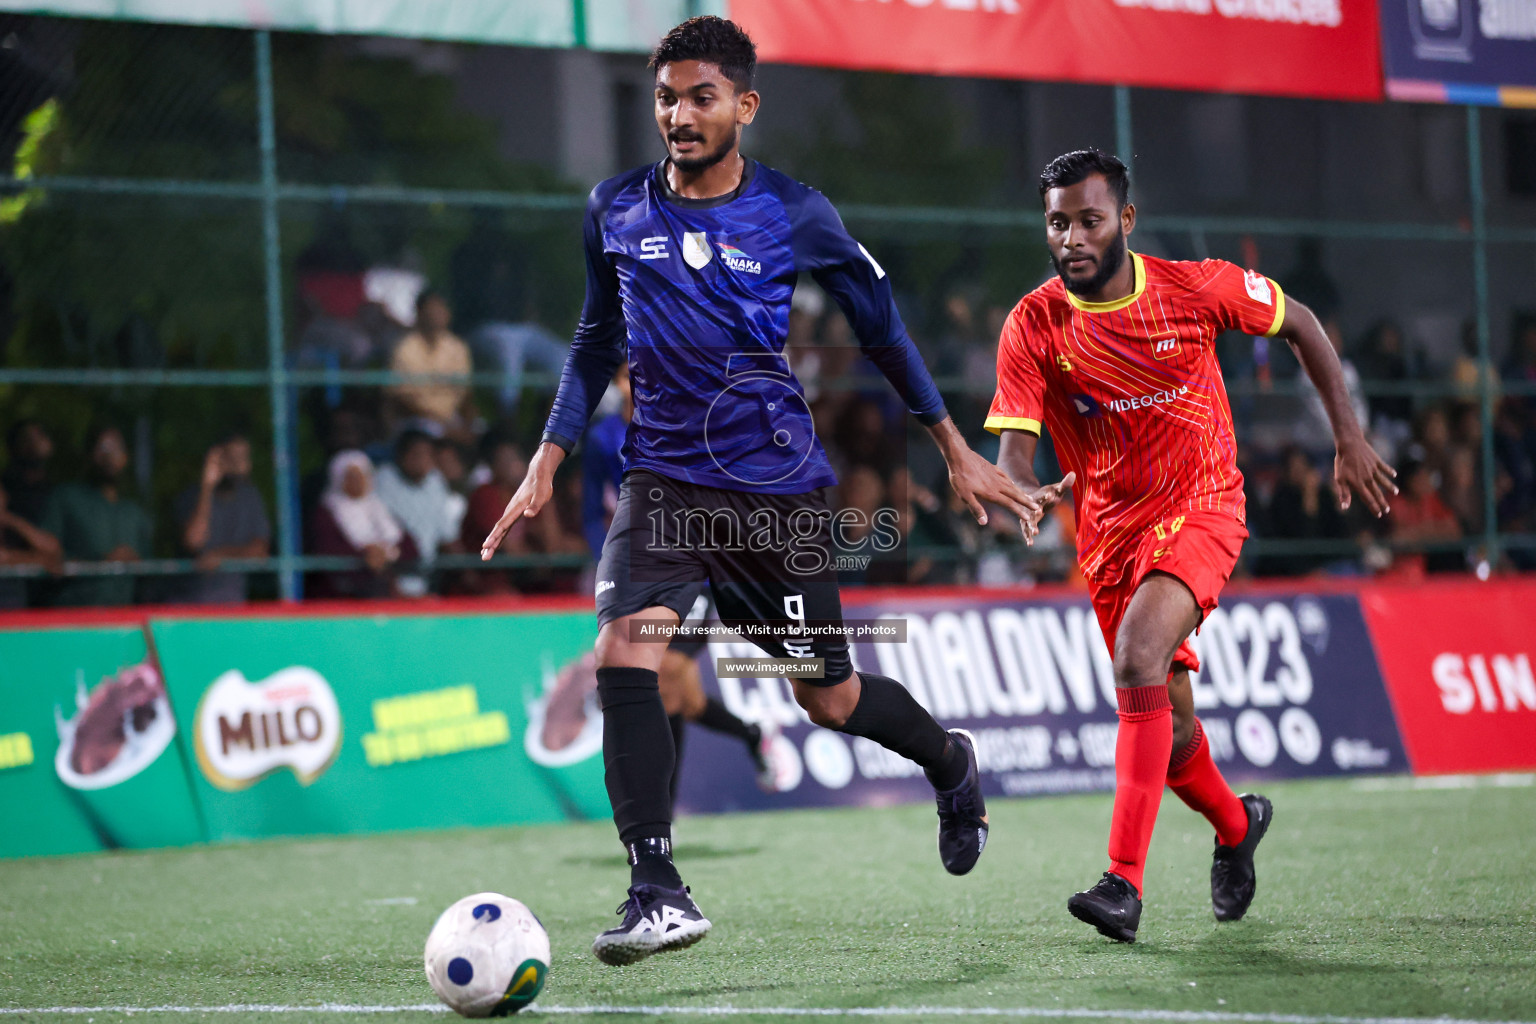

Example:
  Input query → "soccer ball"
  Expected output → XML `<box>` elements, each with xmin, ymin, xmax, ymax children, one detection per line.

<box><xmin>424</xmin><ymin>893</ymin><xmax>550</xmax><ymax>1017</ymax></box>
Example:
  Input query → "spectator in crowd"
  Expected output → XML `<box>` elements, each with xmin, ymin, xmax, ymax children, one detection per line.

<box><xmin>1451</xmin><ymin>319</ymin><xmax>1498</xmax><ymax>403</ymax></box>
<box><xmin>1260</xmin><ymin>446</ymin><xmax>1350</xmax><ymax>577</ymax></box>
<box><xmin>1502</xmin><ymin>316</ymin><xmax>1536</xmax><ymax>414</ymax></box>
<box><xmin>173</xmin><ymin>434</ymin><xmax>271</xmax><ymax>604</ymax></box>
<box><xmin>1440</xmin><ymin>445</ymin><xmax>1484</xmax><ymax>538</ymax></box>
<box><xmin>2</xmin><ymin>419</ymin><xmax>55</xmax><ymax>527</ymax></box>
<box><xmin>1353</xmin><ymin>319</ymin><xmax>1415</xmax><ymax>432</ymax></box>
<box><xmin>1410</xmin><ymin>406</ymin><xmax>1455</xmax><ymax>485</ymax></box>
<box><xmin>375</xmin><ymin>429</ymin><xmax>463</xmax><ymax>594</ymax></box>
<box><xmin>463</xmin><ymin>434</ymin><xmax>533</xmax><ymax>595</ymax></box>
<box><xmin>832</xmin><ymin>398</ymin><xmax>896</xmax><ymax>478</ymax></box>
<box><xmin>0</xmin><ymin>479</ymin><xmax>61</xmax><ymax>608</ymax></box>
<box><xmin>307</xmin><ymin>451</ymin><xmax>417</xmax><ymax>599</ymax></box>
<box><xmin>40</xmin><ymin>425</ymin><xmax>152</xmax><ymax>606</ymax></box>
<box><xmin>1493</xmin><ymin>398</ymin><xmax>1536</xmax><ymax>536</ymax></box>
<box><xmin>1386</xmin><ymin>460</ymin><xmax>1462</xmax><ymax>579</ymax></box>
<box><xmin>434</xmin><ymin>437</ymin><xmax>472</xmax><ymax>542</ymax></box>
<box><xmin>388</xmin><ymin>291</ymin><xmax>478</xmax><ymax>444</ymax></box>
<box><xmin>833</xmin><ymin>464</ymin><xmax>885</xmax><ymax>585</ymax></box>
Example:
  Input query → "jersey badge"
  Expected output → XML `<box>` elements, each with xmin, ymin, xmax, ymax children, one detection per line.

<box><xmin>682</xmin><ymin>232</ymin><xmax>712</xmax><ymax>270</ymax></box>
<box><xmin>1056</xmin><ymin>354</ymin><xmax>1074</xmax><ymax>373</ymax></box>
<box><xmin>1150</xmin><ymin>332</ymin><xmax>1182</xmax><ymax>361</ymax></box>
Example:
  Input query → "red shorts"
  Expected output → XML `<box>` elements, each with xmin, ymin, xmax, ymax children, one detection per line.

<box><xmin>1086</xmin><ymin>509</ymin><xmax>1248</xmax><ymax>675</ymax></box>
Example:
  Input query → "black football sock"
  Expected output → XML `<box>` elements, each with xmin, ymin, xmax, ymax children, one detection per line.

<box><xmin>696</xmin><ymin>696</ymin><xmax>758</xmax><ymax>750</ymax></box>
<box><xmin>627</xmin><ymin>837</ymin><xmax>683</xmax><ymax>890</ymax></box>
<box><xmin>596</xmin><ymin>666</ymin><xmax>676</xmax><ymax>855</ymax></box>
<box><xmin>667</xmin><ymin>712</ymin><xmax>687</xmax><ymax>817</ymax></box>
<box><xmin>836</xmin><ymin>673</ymin><xmax>965</xmax><ymax>788</ymax></box>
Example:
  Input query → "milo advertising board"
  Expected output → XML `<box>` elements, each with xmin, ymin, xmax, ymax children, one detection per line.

<box><xmin>0</xmin><ymin>626</ymin><xmax>203</xmax><ymax>858</ymax></box>
<box><xmin>151</xmin><ymin>611</ymin><xmax>605</xmax><ymax>842</ymax></box>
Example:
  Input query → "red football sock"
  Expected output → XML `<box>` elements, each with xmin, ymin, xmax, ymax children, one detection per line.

<box><xmin>1167</xmin><ymin>718</ymin><xmax>1249</xmax><ymax>847</ymax></box>
<box><xmin>1106</xmin><ymin>686</ymin><xmax>1173</xmax><ymax>897</ymax></box>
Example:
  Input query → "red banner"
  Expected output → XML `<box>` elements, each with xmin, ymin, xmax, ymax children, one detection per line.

<box><xmin>728</xmin><ymin>0</ymin><xmax>1382</xmax><ymax>101</ymax></box>
<box><xmin>1360</xmin><ymin>581</ymin><xmax>1536</xmax><ymax>776</ymax></box>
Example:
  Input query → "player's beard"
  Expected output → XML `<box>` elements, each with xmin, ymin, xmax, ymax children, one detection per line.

<box><xmin>669</xmin><ymin>128</ymin><xmax>737</xmax><ymax>173</ymax></box>
<box><xmin>1053</xmin><ymin>227</ymin><xmax>1127</xmax><ymax>296</ymax></box>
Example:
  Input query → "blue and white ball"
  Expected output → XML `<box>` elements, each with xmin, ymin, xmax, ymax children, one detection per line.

<box><xmin>424</xmin><ymin>893</ymin><xmax>550</xmax><ymax>1017</ymax></box>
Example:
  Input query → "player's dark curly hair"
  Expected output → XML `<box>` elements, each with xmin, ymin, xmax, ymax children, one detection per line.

<box><xmin>1039</xmin><ymin>150</ymin><xmax>1130</xmax><ymax>210</ymax></box>
<box><xmin>648</xmin><ymin>16</ymin><xmax>757</xmax><ymax>93</ymax></box>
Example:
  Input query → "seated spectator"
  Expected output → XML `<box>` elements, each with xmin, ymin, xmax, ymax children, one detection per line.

<box><xmin>40</xmin><ymin>425</ymin><xmax>152</xmax><ymax>607</ymax></box>
<box><xmin>434</xmin><ymin>437</ymin><xmax>471</xmax><ymax>542</ymax></box>
<box><xmin>1386</xmin><ymin>460</ymin><xmax>1463</xmax><ymax>579</ymax></box>
<box><xmin>307</xmin><ymin>451</ymin><xmax>417</xmax><ymax>600</ymax></box>
<box><xmin>375</xmin><ymin>429</ymin><xmax>463</xmax><ymax>593</ymax></box>
<box><xmin>462</xmin><ymin>435</ymin><xmax>532</xmax><ymax>595</ymax></box>
<box><xmin>0</xmin><ymin>479</ymin><xmax>61</xmax><ymax>608</ymax></box>
<box><xmin>1503</xmin><ymin>317</ymin><xmax>1536</xmax><ymax>416</ymax></box>
<box><xmin>1440</xmin><ymin>446</ymin><xmax>1483</xmax><ymax>538</ymax></box>
<box><xmin>2</xmin><ymin>419</ymin><xmax>54</xmax><ymax>527</ymax></box>
<box><xmin>388</xmin><ymin>291</ymin><xmax>478</xmax><ymax>444</ymax></box>
<box><xmin>1354</xmin><ymin>320</ymin><xmax>1415</xmax><ymax>427</ymax></box>
<box><xmin>1261</xmin><ymin>447</ymin><xmax>1350</xmax><ymax>577</ymax></box>
<box><xmin>173</xmin><ymin>434</ymin><xmax>271</xmax><ymax>604</ymax></box>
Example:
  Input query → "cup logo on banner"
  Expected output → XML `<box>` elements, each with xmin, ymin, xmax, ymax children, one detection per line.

<box><xmin>54</xmin><ymin>663</ymin><xmax>177</xmax><ymax>792</ymax></box>
<box><xmin>194</xmin><ymin>667</ymin><xmax>342</xmax><ymax>791</ymax></box>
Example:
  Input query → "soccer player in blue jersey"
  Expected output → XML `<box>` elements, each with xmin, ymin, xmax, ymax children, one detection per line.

<box><xmin>481</xmin><ymin>16</ymin><xmax>1038</xmax><ymax>966</ymax></box>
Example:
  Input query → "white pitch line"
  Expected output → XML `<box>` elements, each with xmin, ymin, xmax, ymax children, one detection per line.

<box><xmin>0</xmin><ymin>1006</ymin><xmax>1531</xmax><ymax>1024</ymax></box>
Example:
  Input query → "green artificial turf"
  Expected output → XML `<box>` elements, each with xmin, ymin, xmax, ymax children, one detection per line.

<box><xmin>1</xmin><ymin>776</ymin><xmax>1533</xmax><ymax>1023</ymax></box>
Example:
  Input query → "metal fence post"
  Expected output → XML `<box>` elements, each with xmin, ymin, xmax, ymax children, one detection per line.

<box><xmin>1115</xmin><ymin>85</ymin><xmax>1134</xmax><ymax>182</ymax></box>
<box><xmin>1467</xmin><ymin>105</ymin><xmax>1499</xmax><ymax>569</ymax></box>
<box><xmin>255</xmin><ymin>29</ymin><xmax>299</xmax><ymax>600</ymax></box>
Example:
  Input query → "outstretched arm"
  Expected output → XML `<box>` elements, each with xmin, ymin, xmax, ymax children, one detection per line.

<box><xmin>1273</xmin><ymin>298</ymin><xmax>1397</xmax><ymax>517</ymax></box>
<box><xmin>997</xmin><ymin>429</ymin><xmax>1075</xmax><ymax>541</ymax></box>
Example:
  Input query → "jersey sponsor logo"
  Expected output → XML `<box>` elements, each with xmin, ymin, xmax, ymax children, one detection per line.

<box><xmin>715</xmin><ymin>241</ymin><xmax>763</xmax><ymax>275</ymax></box>
<box><xmin>596</xmin><ymin>580</ymin><xmax>615</xmax><ymax>596</ymax></box>
<box><xmin>1244</xmin><ymin>270</ymin><xmax>1273</xmax><ymax>305</ymax></box>
<box><xmin>1151</xmin><ymin>331</ymin><xmax>1182</xmax><ymax>360</ymax></box>
<box><xmin>682</xmin><ymin>232</ymin><xmax>712</xmax><ymax>269</ymax></box>
<box><xmin>1069</xmin><ymin>393</ymin><xmax>1104</xmax><ymax>418</ymax></box>
<box><xmin>639</xmin><ymin>236</ymin><xmax>669</xmax><ymax>260</ymax></box>
<box><xmin>1105</xmin><ymin>384</ymin><xmax>1189</xmax><ymax>413</ymax></box>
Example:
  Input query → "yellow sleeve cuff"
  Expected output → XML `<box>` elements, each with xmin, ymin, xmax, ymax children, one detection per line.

<box><xmin>1263</xmin><ymin>281</ymin><xmax>1286</xmax><ymax>338</ymax></box>
<box><xmin>984</xmin><ymin>416</ymin><xmax>1041</xmax><ymax>436</ymax></box>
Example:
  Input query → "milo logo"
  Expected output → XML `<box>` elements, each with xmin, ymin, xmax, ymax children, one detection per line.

<box><xmin>193</xmin><ymin>667</ymin><xmax>342</xmax><ymax>791</ymax></box>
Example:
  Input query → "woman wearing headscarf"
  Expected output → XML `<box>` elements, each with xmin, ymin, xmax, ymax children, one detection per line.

<box><xmin>307</xmin><ymin>451</ymin><xmax>418</xmax><ymax>598</ymax></box>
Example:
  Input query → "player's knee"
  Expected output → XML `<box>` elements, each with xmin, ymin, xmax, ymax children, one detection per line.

<box><xmin>796</xmin><ymin>685</ymin><xmax>853</xmax><ymax>729</ymax></box>
<box><xmin>1113</xmin><ymin>640</ymin><xmax>1168</xmax><ymax>690</ymax></box>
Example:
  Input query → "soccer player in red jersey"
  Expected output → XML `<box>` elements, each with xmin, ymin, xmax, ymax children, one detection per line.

<box><xmin>990</xmin><ymin>151</ymin><xmax>1398</xmax><ymax>943</ymax></box>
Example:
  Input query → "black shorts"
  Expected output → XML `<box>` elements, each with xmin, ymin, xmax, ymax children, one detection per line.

<box><xmin>595</xmin><ymin>470</ymin><xmax>852</xmax><ymax>684</ymax></box>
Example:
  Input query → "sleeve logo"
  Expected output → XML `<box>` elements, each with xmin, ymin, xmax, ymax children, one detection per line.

<box><xmin>1244</xmin><ymin>270</ymin><xmax>1273</xmax><ymax>305</ymax></box>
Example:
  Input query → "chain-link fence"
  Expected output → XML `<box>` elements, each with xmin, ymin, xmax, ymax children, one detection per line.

<box><xmin>2</xmin><ymin>14</ymin><xmax>1534</xmax><ymax>606</ymax></box>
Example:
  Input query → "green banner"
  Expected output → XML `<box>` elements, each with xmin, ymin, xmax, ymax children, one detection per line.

<box><xmin>150</xmin><ymin>611</ymin><xmax>606</xmax><ymax>843</ymax></box>
<box><xmin>0</xmin><ymin>626</ymin><xmax>204</xmax><ymax>858</ymax></box>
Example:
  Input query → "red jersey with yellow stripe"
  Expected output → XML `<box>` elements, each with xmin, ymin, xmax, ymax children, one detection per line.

<box><xmin>986</xmin><ymin>252</ymin><xmax>1285</xmax><ymax>578</ymax></box>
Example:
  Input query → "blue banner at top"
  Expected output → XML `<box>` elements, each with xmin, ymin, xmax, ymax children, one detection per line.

<box><xmin>1379</xmin><ymin>0</ymin><xmax>1536</xmax><ymax>105</ymax></box>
